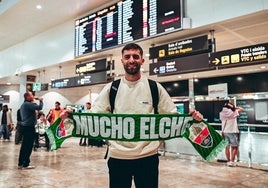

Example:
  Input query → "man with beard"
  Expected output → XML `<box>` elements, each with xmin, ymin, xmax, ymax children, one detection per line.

<box><xmin>89</xmin><ymin>43</ymin><xmax>203</xmax><ymax>188</ymax></box>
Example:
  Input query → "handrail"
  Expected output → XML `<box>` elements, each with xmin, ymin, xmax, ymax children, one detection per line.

<box><xmin>210</xmin><ymin>123</ymin><xmax>268</xmax><ymax>129</ymax></box>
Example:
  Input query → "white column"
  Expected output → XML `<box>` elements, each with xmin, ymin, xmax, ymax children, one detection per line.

<box><xmin>188</xmin><ymin>78</ymin><xmax>195</xmax><ymax>110</ymax></box>
<box><xmin>19</xmin><ymin>75</ymin><xmax>26</xmax><ymax>105</ymax></box>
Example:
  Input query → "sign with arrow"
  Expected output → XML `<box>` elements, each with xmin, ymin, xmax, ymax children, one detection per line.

<box><xmin>210</xmin><ymin>43</ymin><xmax>268</xmax><ymax>68</ymax></box>
<box><xmin>149</xmin><ymin>35</ymin><xmax>209</xmax><ymax>60</ymax></box>
<box><xmin>149</xmin><ymin>53</ymin><xmax>209</xmax><ymax>76</ymax></box>
<box><xmin>75</xmin><ymin>58</ymin><xmax>107</xmax><ymax>74</ymax></box>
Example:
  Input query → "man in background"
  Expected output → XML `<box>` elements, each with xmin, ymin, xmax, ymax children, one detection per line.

<box><xmin>18</xmin><ymin>91</ymin><xmax>43</xmax><ymax>169</ymax></box>
<box><xmin>46</xmin><ymin>101</ymin><xmax>63</xmax><ymax>124</ymax></box>
<box><xmin>0</xmin><ymin>104</ymin><xmax>13</xmax><ymax>141</ymax></box>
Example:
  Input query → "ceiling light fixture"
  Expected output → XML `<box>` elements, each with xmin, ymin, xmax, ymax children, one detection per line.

<box><xmin>173</xmin><ymin>83</ymin><xmax>179</xmax><ymax>87</ymax></box>
<box><xmin>237</xmin><ymin>76</ymin><xmax>243</xmax><ymax>81</ymax></box>
<box><xmin>36</xmin><ymin>4</ymin><xmax>42</xmax><ymax>10</ymax></box>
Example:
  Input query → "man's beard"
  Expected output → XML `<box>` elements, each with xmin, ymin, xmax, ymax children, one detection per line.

<box><xmin>123</xmin><ymin>63</ymin><xmax>141</xmax><ymax>75</ymax></box>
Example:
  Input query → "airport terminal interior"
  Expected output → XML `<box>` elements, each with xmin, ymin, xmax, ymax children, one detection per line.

<box><xmin>1</xmin><ymin>0</ymin><xmax>268</xmax><ymax>188</ymax></box>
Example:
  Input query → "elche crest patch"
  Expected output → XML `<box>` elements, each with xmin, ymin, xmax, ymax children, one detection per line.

<box><xmin>56</xmin><ymin>118</ymin><xmax>74</xmax><ymax>139</ymax></box>
<box><xmin>188</xmin><ymin>121</ymin><xmax>213</xmax><ymax>148</ymax></box>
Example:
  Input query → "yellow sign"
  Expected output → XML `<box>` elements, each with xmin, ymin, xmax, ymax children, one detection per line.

<box><xmin>158</xmin><ymin>49</ymin><xmax>165</xmax><ymax>57</ymax></box>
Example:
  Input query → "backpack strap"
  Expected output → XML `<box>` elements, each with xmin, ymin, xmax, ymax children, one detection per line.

<box><xmin>148</xmin><ymin>79</ymin><xmax>159</xmax><ymax>114</ymax></box>
<box><xmin>104</xmin><ymin>79</ymin><xmax>121</xmax><ymax>159</ymax></box>
<box><xmin>109</xmin><ymin>79</ymin><xmax>121</xmax><ymax>113</ymax></box>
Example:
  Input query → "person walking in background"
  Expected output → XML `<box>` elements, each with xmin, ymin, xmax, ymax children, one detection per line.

<box><xmin>0</xmin><ymin>104</ymin><xmax>13</xmax><ymax>141</ymax></box>
<box><xmin>219</xmin><ymin>102</ymin><xmax>243</xmax><ymax>167</ymax></box>
<box><xmin>15</xmin><ymin>108</ymin><xmax>23</xmax><ymax>144</ymax></box>
<box><xmin>18</xmin><ymin>92</ymin><xmax>43</xmax><ymax>169</ymax></box>
<box><xmin>46</xmin><ymin>101</ymin><xmax>63</xmax><ymax>124</ymax></box>
<box><xmin>88</xmin><ymin>43</ymin><xmax>203</xmax><ymax>188</ymax></box>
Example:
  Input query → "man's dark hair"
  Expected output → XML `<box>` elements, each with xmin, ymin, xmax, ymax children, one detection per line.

<box><xmin>55</xmin><ymin>101</ymin><xmax>61</xmax><ymax>105</ymax></box>
<box><xmin>38</xmin><ymin>111</ymin><xmax>44</xmax><ymax>119</ymax></box>
<box><xmin>121</xmin><ymin>43</ymin><xmax>143</xmax><ymax>56</ymax></box>
<box><xmin>3</xmin><ymin>105</ymin><xmax>8</xmax><ymax>109</ymax></box>
<box><xmin>24</xmin><ymin>92</ymin><xmax>31</xmax><ymax>99</ymax></box>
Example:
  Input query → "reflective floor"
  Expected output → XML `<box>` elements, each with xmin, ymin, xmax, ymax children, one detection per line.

<box><xmin>1</xmin><ymin>136</ymin><xmax>268</xmax><ymax>188</ymax></box>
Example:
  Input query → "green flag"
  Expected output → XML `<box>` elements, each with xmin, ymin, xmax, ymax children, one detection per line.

<box><xmin>46</xmin><ymin>113</ymin><xmax>226</xmax><ymax>162</ymax></box>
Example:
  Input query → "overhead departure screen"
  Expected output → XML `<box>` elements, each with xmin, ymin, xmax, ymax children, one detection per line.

<box><xmin>75</xmin><ymin>0</ymin><xmax>182</xmax><ymax>57</ymax></box>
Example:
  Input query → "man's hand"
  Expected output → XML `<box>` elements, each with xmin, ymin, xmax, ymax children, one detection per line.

<box><xmin>34</xmin><ymin>97</ymin><xmax>43</xmax><ymax>101</ymax></box>
<box><xmin>189</xmin><ymin>110</ymin><xmax>203</xmax><ymax>121</ymax></box>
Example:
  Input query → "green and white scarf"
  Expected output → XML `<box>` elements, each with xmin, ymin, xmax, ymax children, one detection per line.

<box><xmin>46</xmin><ymin>113</ymin><xmax>227</xmax><ymax>162</ymax></box>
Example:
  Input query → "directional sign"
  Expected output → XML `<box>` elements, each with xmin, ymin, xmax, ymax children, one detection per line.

<box><xmin>149</xmin><ymin>53</ymin><xmax>209</xmax><ymax>76</ymax></box>
<box><xmin>51</xmin><ymin>71</ymin><xmax>107</xmax><ymax>88</ymax></box>
<box><xmin>210</xmin><ymin>43</ymin><xmax>268</xmax><ymax>67</ymax></box>
<box><xmin>75</xmin><ymin>71</ymin><xmax>107</xmax><ymax>86</ymax></box>
<box><xmin>33</xmin><ymin>82</ymin><xmax>41</xmax><ymax>91</ymax></box>
<box><xmin>150</xmin><ymin>60</ymin><xmax>179</xmax><ymax>75</ymax></box>
<box><xmin>75</xmin><ymin>58</ymin><xmax>107</xmax><ymax>74</ymax></box>
<box><xmin>149</xmin><ymin>35</ymin><xmax>209</xmax><ymax>60</ymax></box>
<box><xmin>51</xmin><ymin>77</ymin><xmax>76</xmax><ymax>88</ymax></box>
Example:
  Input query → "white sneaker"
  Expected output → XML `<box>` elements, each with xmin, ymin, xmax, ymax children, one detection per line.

<box><xmin>227</xmin><ymin>161</ymin><xmax>234</xmax><ymax>167</ymax></box>
<box><xmin>23</xmin><ymin>165</ymin><xmax>35</xmax><ymax>169</ymax></box>
<box><xmin>233</xmin><ymin>162</ymin><xmax>238</xmax><ymax>166</ymax></box>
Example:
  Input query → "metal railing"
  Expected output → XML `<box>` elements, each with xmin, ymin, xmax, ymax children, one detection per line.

<box><xmin>160</xmin><ymin>123</ymin><xmax>268</xmax><ymax>168</ymax></box>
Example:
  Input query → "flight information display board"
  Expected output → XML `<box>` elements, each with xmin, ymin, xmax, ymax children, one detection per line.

<box><xmin>75</xmin><ymin>0</ymin><xmax>182</xmax><ymax>57</ymax></box>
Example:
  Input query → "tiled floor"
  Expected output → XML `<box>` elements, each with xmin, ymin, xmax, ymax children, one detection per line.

<box><xmin>0</xmin><ymin>137</ymin><xmax>267</xmax><ymax>188</ymax></box>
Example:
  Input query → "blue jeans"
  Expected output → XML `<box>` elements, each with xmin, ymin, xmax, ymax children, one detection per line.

<box><xmin>0</xmin><ymin>124</ymin><xmax>10</xmax><ymax>140</ymax></box>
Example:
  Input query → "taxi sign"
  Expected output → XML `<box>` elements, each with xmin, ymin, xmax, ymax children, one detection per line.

<box><xmin>210</xmin><ymin>43</ymin><xmax>268</xmax><ymax>67</ymax></box>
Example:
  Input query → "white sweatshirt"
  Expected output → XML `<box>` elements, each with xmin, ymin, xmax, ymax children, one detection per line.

<box><xmin>90</xmin><ymin>75</ymin><xmax>177</xmax><ymax>159</ymax></box>
<box><xmin>219</xmin><ymin>107</ymin><xmax>240</xmax><ymax>133</ymax></box>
